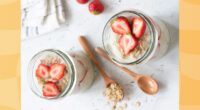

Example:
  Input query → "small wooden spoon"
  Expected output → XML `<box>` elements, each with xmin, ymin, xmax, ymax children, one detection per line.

<box><xmin>95</xmin><ymin>47</ymin><xmax>159</xmax><ymax>95</ymax></box>
<box><xmin>78</xmin><ymin>36</ymin><xmax>116</xmax><ymax>86</ymax></box>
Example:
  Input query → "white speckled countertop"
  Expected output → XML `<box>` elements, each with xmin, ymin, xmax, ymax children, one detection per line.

<box><xmin>21</xmin><ymin>0</ymin><xmax>179</xmax><ymax>110</ymax></box>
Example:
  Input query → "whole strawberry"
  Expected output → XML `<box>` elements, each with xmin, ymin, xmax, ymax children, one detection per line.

<box><xmin>89</xmin><ymin>0</ymin><xmax>104</xmax><ymax>15</ymax></box>
<box><xmin>77</xmin><ymin>0</ymin><xmax>89</xmax><ymax>4</ymax></box>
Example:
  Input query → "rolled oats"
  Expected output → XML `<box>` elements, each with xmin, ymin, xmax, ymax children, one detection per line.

<box><xmin>104</xmin><ymin>82</ymin><xmax>124</xmax><ymax>102</ymax></box>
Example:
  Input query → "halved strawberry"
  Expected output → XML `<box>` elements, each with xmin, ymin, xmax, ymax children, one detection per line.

<box><xmin>132</xmin><ymin>17</ymin><xmax>146</xmax><ymax>38</ymax></box>
<box><xmin>111</xmin><ymin>16</ymin><xmax>131</xmax><ymax>35</ymax></box>
<box><xmin>118</xmin><ymin>34</ymin><xmax>138</xmax><ymax>55</ymax></box>
<box><xmin>43</xmin><ymin>82</ymin><xmax>60</xmax><ymax>97</ymax></box>
<box><xmin>36</xmin><ymin>64</ymin><xmax>49</xmax><ymax>79</ymax></box>
<box><xmin>49</xmin><ymin>64</ymin><xmax>66</xmax><ymax>80</ymax></box>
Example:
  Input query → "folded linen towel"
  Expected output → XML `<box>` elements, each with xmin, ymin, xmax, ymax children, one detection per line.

<box><xmin>21</xmin><ymin>0</ymin><xmax>67</xmax><ymax>39</ymax></box>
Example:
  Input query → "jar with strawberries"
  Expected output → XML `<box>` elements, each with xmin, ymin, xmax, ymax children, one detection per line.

<box><xmin>28</xmin><ymin>49</ymin><xmax>95</xmax><ymax>99</ymax></box>
<box><xmin>102</xmin><ymin>10</ymin><xmax>170</xmax><ymax>65</ymax></box>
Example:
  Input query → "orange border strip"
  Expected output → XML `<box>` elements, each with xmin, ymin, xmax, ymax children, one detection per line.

<box><xmin>180</xmin><ymin>0</ymin><xmax>200</xmax><ymax>109</ymax></box>
<box><xmin>0</xmin><ymin>0</ymin><xmax>20</xmax><ymax>110</ymax></box>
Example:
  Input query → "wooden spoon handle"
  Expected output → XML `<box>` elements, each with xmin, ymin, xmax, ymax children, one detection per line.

<box><xmin>95</xmin><ymin>47</ymin><xmax>138</xmax><ymax>78</ymax></box>
<box><xmin>78</xmin><ymin>36</ymin><xmax>111</xmax><ymax>82</ymax></box>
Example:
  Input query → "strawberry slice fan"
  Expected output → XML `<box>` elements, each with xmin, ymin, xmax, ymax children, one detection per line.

<box><xmin>35</xmin><ymin>63</ymin><xmax>66</xmax><ymax>97</ymax></box>
<box><xmin>111</xmin><ymin>15</ymin><xmax>146</xmax><ymax>56</ymax></box>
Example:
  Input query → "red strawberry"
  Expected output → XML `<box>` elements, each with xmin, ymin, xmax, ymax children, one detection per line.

<box><xmin>118</xmin><ymin>34</ymin><xmax>138</xmax><ymax>55</ymax></box>
<box><xmin>49</xmin><ymin>64</ymin><xmax>66</xmax><ymax>80</ymax></box>
<box><xmin>43</xmin><ymin>82</ymin><xmax>60</xmax><ymax>97</ymax></box>
<box><xmin>89</xmin><ymin>0</ymin><xmax>104</xmax><ymax>15</ymax></box>
<box><xmin>36</xmin><ymin>64</ymin><xmax>49</xmax><ymax>79</ymax></box>
<box><xmin>132</xmin><ymin>17</ymin><xmax>146</xmax><ymax>38</ymax></box>
<box><xmin>76</xmin><ymin>0</ymin><xmax>88</xmax><ymax>4</ymax></box>
<box><xmin>111</xmin><ymin>16</ymin><xmax>131</xmax><ymax>35</ymax></box>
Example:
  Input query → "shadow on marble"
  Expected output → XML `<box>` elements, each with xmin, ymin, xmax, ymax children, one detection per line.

<box><xmin>164</xmin><ymin>21</ymin><xmax>179</xmax><ymax>53</ymax></box>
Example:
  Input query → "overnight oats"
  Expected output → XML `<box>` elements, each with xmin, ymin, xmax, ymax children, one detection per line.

<box><xmin>102</xmin><ymin>11</ymin><xmax>170</xmax><ymax>65</ymax></box>
<box><xmin>28</xmin><ymin>49</ymin><xmax>95</xmax><ymax>99</ymax></box>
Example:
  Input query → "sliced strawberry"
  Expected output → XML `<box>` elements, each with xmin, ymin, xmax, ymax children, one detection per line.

<box><xmin>43</xmin><ymin>82</ymin><xmax>60</xmax><ymax>97</ymax></box>
<box><xmin>36</xmin><ymin>64</ymin><xmax>49</xmax><ymax>79</ymax></box>
<box><xmin>111</xmin><ymin>16</ymin><xmax>131</xmax><ymax>35</ymax></box>
<box><xmin>118</xmin><ymin>34</ymin><xmax>138</xmax><ymax>55</ymax></box>
<box><xmin>49</xmin><ymin>64</ymin><xmax>66</xmax><ymax>80</ymax></box>
<box><xmin>132</xmin><ymin>17</ymin><xmax>146</xmax><ymax>38</ymax></box>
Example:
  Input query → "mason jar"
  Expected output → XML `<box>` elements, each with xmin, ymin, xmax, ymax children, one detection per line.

<box><xmin>28</xmin><ymin>49</ymin><xmax>95</xmax><ymax>99</ymax></box>
<box><xmin>102</xmin><ymin>10</ymin><xmax>170</xmax><ymax>65</ymax></box>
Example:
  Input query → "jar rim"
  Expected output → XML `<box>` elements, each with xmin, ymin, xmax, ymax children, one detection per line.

<box><xmin>102</xmin><ymin>10</ymin><xmax>158</xmax><ymax>65</ymax></box>
<box><xmin>27</xmin><ymin>49</ymin><xmax>76</xmax><ymax>100</ymax></box>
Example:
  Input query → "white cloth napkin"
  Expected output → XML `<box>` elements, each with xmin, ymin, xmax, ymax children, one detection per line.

<box><xmin>21</xmin><ymin>0</ymin><xmax>67</xmax><ymax>39</ymax></box>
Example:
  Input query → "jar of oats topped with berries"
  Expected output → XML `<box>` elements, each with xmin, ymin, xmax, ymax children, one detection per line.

<box><xmin>103</xmin><ymin>10</ymin><xmax>170</xmax><ymax>65</ymax></box>
<box><xmin>28</xmin><ymin>49</ymin><xmax>95</xmax><ymax>99</ymax></box>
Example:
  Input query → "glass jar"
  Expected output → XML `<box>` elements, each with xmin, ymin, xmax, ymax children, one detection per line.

<box><xmin>102</xmin><ymin>10</ymin><xmax>170</xmax><ymax>65</ymax></box>
<box><xmin>28</xmin><ymin>49</ymin><xmax>95</xmax><ymax>99</ymax></box>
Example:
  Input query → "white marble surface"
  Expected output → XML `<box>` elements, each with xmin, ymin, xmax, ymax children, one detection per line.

<box><xmin>21</xmin><ymin>0</ymin><xmax>179</xmax><ymax>110</ymax></box>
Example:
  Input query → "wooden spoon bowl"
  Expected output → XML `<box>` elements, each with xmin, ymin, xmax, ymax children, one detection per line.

<box><xmin>137</xmin><ymin>75</ymin><xmax>158</xmax><ymax>95</ymax></box>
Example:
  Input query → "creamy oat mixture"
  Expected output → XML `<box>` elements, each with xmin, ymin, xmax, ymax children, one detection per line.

<box><xmin>130</xmin><ymin>33</ymin><xmax>150</xmax><ymax>59</ymax></box>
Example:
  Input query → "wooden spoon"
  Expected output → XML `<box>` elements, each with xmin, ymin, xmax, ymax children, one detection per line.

<box><xmin>78</xmin><ymin>36</ymin><xmax>115</xmax><ymax>86</ymax></box>
<box><xmin>95</xmin><ymin>47</ymin><xmax>159</xmax><ymax>95</ymax></box>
